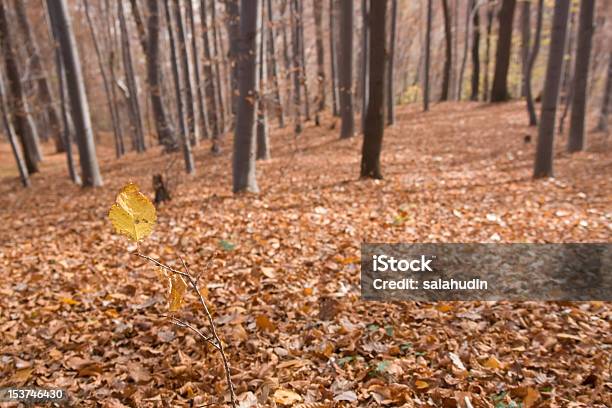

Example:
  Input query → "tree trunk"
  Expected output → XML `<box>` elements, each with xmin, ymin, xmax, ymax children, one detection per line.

<box><xmin>313</xmin><ymin>0</ymin><xmax>326</xmax><ymax>126</ymax></box>
<box><xmin>200</xmin><ymin>0</ymin><xmax>223</xmax><ymax>151</ymax></box>
<box><xmin>0</xmin><ymin>0</ymin><xmax>40</xmax><ymax>174</ymax></box>
<box><xmin>360</xmin><ymin>0</ymin><xmax>369</xmax><ymax>132</ymax></box>
<box><xmin>46</xmin><ymin>0</ymin><xmax>103</xmax><ymax>187</ymax></box>
<box><xmin>210</xmin><ymin>0</ymin><xmax>227</xmax><ymax>141</ymax></box>
<box><xmin>297</xmin><ymin>0</ymin><xmax>310</xmax><ymax>122</ymax></box>
<box><xmin>226</xmin><ymin>0</ymin><xmax>241</xmax><ymax>118</ymax></box>
<box><xmin>339</xmin><ymin>0</ymin><xmax>354</xmax><ymax>138</ymax></box>
<box><xmin>105</xmin><ymin>0</ymin><xmax>126</xmax><ymax>155</ymax></box>
<box><xmin>533</xmin><ymin>0</ymin><xmax>570</xmax><ymax>179</ymax></box>
<box><xmin>280</xmin><ymin>0</ymin><xmax>292</xmax><ymax>116</ymax></box>
<box><xmin>329</xmin><ymin>0</ymin><xmax>339</xmax><ymax>116</ymax></box>
<box><xmin>84</xmin><ymin>0</ymin><xmax>123</xmax><ymax>159</ymax></box>
<box><xmin>118</xmin><ymin>1</ymin><xmax>146</xmax><ymax>152</ymax></box>
<box><xmin>257</xmin><ymin>0</ymin><xmax>269</xmax><ymax>160</ymax></box>
<box><xmin>290</xmin><ymin>0</ymin><xmax>303</xmax><ymax>134</ymax></box>
<box><xmin>525</xmin><ymin>0</ymin><xmax>543</xmax><ymax>126</ymax></box>
<box><xmin>451</xmin><ymin>0</ymin><xmax>458</xmax><ymax>99</ymax></box>
<box><xmin>163</xmin><ymin>0</ymin><xmax>195</xmax><ymax>174</ymax></box>
<box><xmin>173</xmin><ymin>0</ymin><xmax>197</xmax><ymax>147</ymax></box>
<box><xmin>483</xmin><ymin>2</ymin><xmax>493</xmax><ymax>101</ymax></box>
<box><xmin>596</xmin><ymin>52</ymin><xmax>612</xmax><ymax>132</ymax></box>
<box><xmin>268</xmin><ymin>0</ymin><xmax>285</xmax><ymax>128</ymax></box>
<box><xmin>187</xmin><ymin>0</ymin><xmax>210</xmax><ymax>141</ymax></box>
<box><xmin>490</xmin><ymin>0</ymin><xmax>517</xmax><ymax>102</ymax></box>
<box><xmin>558</xmin><ymin>10</ymin><xmax>576</xmax><ymax>134</ymax></box>
<box><xmin>386</xmin><ymin>0</ymin><xmax>397</xmax><ymax>125</ymax></box>
<box><xmin>440</xmin><ymin>0</ymin><xmax>452</xmax><ymax>101</ymax></box>
<box><xmin>14</xmin><ymin>0</ymin><xmax>63</xmax><ymax>153</ymax></box>
<box><xmin>519</xmin><ymin>0</ymin><xmax>530</xmax><ymax>98</ymax></box>
<box><xmin>233</xmin><ymin>0</ymin><xmax>260</xmax><ymax>193</ymax></box>
<box><xmin>470</xmin><ymin>0</ymin><xmax>480</xmax><ymax>101</ymax></box>
<box><xmin>456</xmin><ymin>0</ymin><xmax>472</xmax><ymax>101</ymax></box>
<box><xmin>360</xmin><ymin>0</ymin><xmax>386</xmax><ymax>179</ymax></box>
<box><xmin>567</xmin><ymin>0</ymin><xmax>595</xmax><ymax>152</ymax></box>
<box><xmin>0</xmin><ymin>72</ymin><xmax>29</xmax><ymax>187</ymax></box>
<box><xmin>423</xmin><ymin>0</ymin><xmax>432</xmax><ymax>111</ymax></box>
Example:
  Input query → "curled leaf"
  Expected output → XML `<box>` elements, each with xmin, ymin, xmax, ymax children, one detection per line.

<box><xmin>108</xmin><ymin>182</ymin><xmax>156</xmax><ymax>242</ymax></box>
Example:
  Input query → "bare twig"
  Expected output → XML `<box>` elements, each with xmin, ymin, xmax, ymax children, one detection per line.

<box><xmin>137</xmin><ymin>252</ymin><xmax>237</xmax><ymax>407</ymax></box>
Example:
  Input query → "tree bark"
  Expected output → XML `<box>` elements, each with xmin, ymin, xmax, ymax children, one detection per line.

<box><xmin>423</xmin><ymin>0</ymin><xmax>432</xmax><ymax>111</ymax></box>
<box><xmin>257</xmin><ymin>0</ymin><xmax>269</xmax><ymax>160</ymax></box>
<box><xmin>338</xmin><ymin>0</ymin><xmax>354</xmax><ymax>138</ymax></box>
<box><xmin>483</xmin><ymin>2</ymin><xmax>493</xmax><ymax>101</ymax></box>
<box><xmin>225</xmin><ymin>0</ymin><xmax>241</xmax><ymax>118</ymax></box>
<box><xmin>313</xmin><ymin>0</ymin><xmax>326</xmax><ymax>126</ymax></box>
<box><xmin>267</xmin><ymin>0</ymin><xmax>285</xmax><ymax>128</ymax></box>
<box><xmin>360</xmin><ymin>0</ymin><xmax>369</xmax><ymax>131</ymax></box>
<box><xmin>0</xmin><ymin>72</ymin><xmax>29</xmax><ymax>186</ymax></box>
<box><xmin>290</xmin><ymin>0</ymin><xmax>303</xmax><ymax>134</ymax></box>
<box><xmin>525</xmin><ymin>0</ymin><xmax>543</xmax><ymax>126</ymax></box>
<box><xmin>360</xmin><ymin>0</ymin><xmax>386</xmax><ymax>179</ymax></box>
<box><xmin>329</xmin><ymin>0</ymin><xmax>339</xmax><ymax>116</ymax></box>
<box><xmin>440</xmin><ymin>0</ymin><xmax>452</xmax><ymax>101</ymax></box>
<box><xmin>386</xmin><ymin>0</ymin><xmax>397</xmax><ymax>125</ymax></box>
<box><xmin>470</xmin><ymin>0</ymin><xmax>480</xmax><ymax>101</ymax></box>
<box><xmin>0</xmin><ymin>0</ymin><xmax>40</xmax><ymax>174</ymax></box>
<box><xmin>297</xmin><ymin>0</ymin><xmax>310</xmax><ymax>122</ymax></box>
<box><xmin>456</xmin><ymin>0</ymin><xmax>472</xmax><ymax>101</ymax></box>
<box><xmin>173</xmin><ymin>0</ymin><xmax>197</xmax><ymax>147</ymax></box>
<box><xmin>210</xmin><ymin>0</ymin><xmax>227</xmax><ymax>140</ymax></box>
<box><xmin>118</xmin><ymin>1</ymin><xmax>146</xmax><ymax>152</ymax></box>
<box><xmin>14</xmin><ymin>0</ymin><xmax>63</xmax><ymax>153</ymax></box>
<box><xmin>163</xmin><ymin>0</ymin><xmax>195</xmax><ymax>174</ymax></box>
<box><xmin>490</xmin><ymin>0</ymin><xmax>517</xmax><ymax>102</ymax></box>
<box><xmin>567</xmin><ymin>0</ymin><xmax>595</xmax><ymax>152</ymax></box>
<box><xmin>84</xmin><ymin>0</ymin><xmax>123</xmax><ymax>159</ymax></box>
<box><xmin>46</xmin><ymin>0</ymin><xmax>103</xmax><ymax>187</ymax></box>
<box><xmin>558</xmin><ymin>10</ymin><xmax>576</xmax><ymax>134</ymax></box>
<box><xmin>533</xmin><ymin>0</ymin><xmax>570</xmax><ymax>179</ymax></box>
<box><xmin>187</xmin><ymin>0</ymin><xmax>210</xmax><ymax>141</ymax></box>
<box><xmin>519</xmin><ymin>0</ymin><xmax>530</xmax><ymax>98</ymax></box>
<box><xmin>233</xmin><ymin>0</ymin><xmax>260</xmax><ymax>193</ymax></box>
<box><xmin>596</xmin><ymin>52</ymin><xmax>612</xmax><ymax>132</ymax></box>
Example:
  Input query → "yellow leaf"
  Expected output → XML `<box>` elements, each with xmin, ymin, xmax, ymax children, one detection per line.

<box><xmin>10</xmin><ymin>368</ymin><xmax>33</xmax><ymax>386</ymax></box>
<box><xmin>415</xmin><ymin>380</ymin><xmax>429</xmax><ymax>389</ymax></box>
<box><xmin>59</xmin><ymin>297</ymin><xmax>79</xmax><ymax>305</ymax></box>
<box><xmin>273</xmin><ymin>388</ymin><xmax>302</xmax><ymax>405</ymax></box>
<box><xmin>108</xmin><ymin>182</ymin><xmax>156</xmax><ymax>242</ymax></box>
<box><xmin>524</xmin><ymin>387</ymin><xmax>540</xmax><ymax>408</ymax></box>
<box><xmin>483</xmin><ymin>356</ymin><xmax>503</xmax><ymax>369</ymax></box>
<box><xmin>168</xmin><ymin>274</ymin><xmax>187</xmax><ymax>312</ymax></box>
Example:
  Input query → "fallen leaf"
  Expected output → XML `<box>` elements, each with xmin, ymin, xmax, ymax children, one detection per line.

<box><xmin>273</xmin><ymin>388</ymin><xmax>302</xmax><ymax>405</ymax></box>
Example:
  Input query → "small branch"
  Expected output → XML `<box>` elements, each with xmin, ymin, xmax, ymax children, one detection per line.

<box><xmin>134</xmin><ymin>252</ymin><xmax>190</xmax><ymax>279</ymax></box>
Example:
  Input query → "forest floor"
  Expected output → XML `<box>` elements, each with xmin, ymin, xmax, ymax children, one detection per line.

<box><xmin>0</xmin><ymin>102</ymin><xmax>610</xmax><ymax>407</ymax></box>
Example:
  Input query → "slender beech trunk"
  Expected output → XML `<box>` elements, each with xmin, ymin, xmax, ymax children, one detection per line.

<box><xmin>525</xmin><ymin>0</ymin><xmax>544</xmax><ymax>126</ymax></box>
<box><xmin>164</xmin><ymin>0</ymin><xmax>195</xmax><ymax>174</ymax></box>
<box><xmin>291</xmin><ymin>0</ymin><xmax>303</xmax><ymax>134</ymax></box>
<box><xmin>297</xmin><ymin>0</ymin><xmax>310</xmax><ymax>121</ymax></box>
<box><xmin>14</xmin><ymin>0</ymin><xmax>63</xmax><ymax>153</ymax></box>
<box><xmin>558</xmin><ymin>10</ymin><xmax>576</xmax><ymax>132</ymax></box>
<box><xmin>201</xmin><ymin>0</ymin><xmax>222</xmax><ymax>152</ymax></box>
<box><xmin>387</xmin><ymin>0</ymin><xmax>397</xmax><ymax>125</ymax></box>
<box><xmin>83</xmin><ymin>0</ymin><xmax>123</xmax><ymax>158</ymax></box>
<box><xmin>339</xmin><ymin>0</ymin><xmax>354</xmax><ymax>138</ymax></box>
<box><xmin>533</xmin><ymin>0</ymin><xmax>570</xmax><ymax>179</ymax></box>
<box><xmin>313</xmin><ymin>0</ymin><xmax>326</xmax><ymax>126</ymax></box>
<box><xmin>360</xmin><ymin>0</ymin><xmax>369</xmax><ymax>131</ymax></box>
<box><xmin>257</xmin><ymin>0</ymin><xmax>270</xmax><ymax>160</ymax></box>
<box><xmin>567</xmin><ymin>0</ymin><xmax>595</xmax><ymax>152</ymax></box>
<box><xmin>187</xmin><ymin>0</ymin><xmax>209</xmax><ymax>141</ymax></box>
<box><xmin>451</xmin><ymin>0</ymin><xmax>458</xmax><ymax>99</ymax></box>
<box><xmin>226</xmin><ymin>0</ymin><xmax>241</xmax><ymax>118</ymax></box>
<box><xmin>470</xmin><ymin>0</ymin><xmax>480</xmax><ymax>101</ymax></box>
<box><xmin>47</xmin><ymin>0</ymin><xmax>103</xmax><ymax>187</ymax></box>
<box><xmin>596</xmin><ymin>52</ymin><xmax>612</xmax><ymax>132</ymax></box>
<box><xmin>457</xmin><ymin>0</ymin><xmax>472</xmax><ymax>101</ymax></box>
<box><xmin>0</xmin><ymin>1</ymin><xmax>40</xmax><ymax>174</ymax></box>
<box><xmin>423</xmin><ymin>0</ymin><xmax>432</xmax><ymax>111</ymax></box>
<box><xmin>329</xmin><ymin>0</ymin><xmax>339</xmax><ymax>116</ymax></box>
<box><xmin>267</xmin><ymin>0</ymin><xmax>285</xmax><ymax>127</ymax></box>
<box><xmin>520</xmin><ymin>0</ymin><xmax>530</xmax><ymax>98</ymax></box>
<box><xmin>52</xmin><ymin>31</ymin><xmax>80</xmax><ymax>184</ymax></box>
<box><xmin>440</xmin><ymin>0</ymin><xmax>452</xmax><ymax>101</ymax></box>
<box><xmin>360</xmin><ymin>0</ymin><xmax>386</xmax><ymax>179</ymax></box>
<box><xmin>174</xmin><ymin>0</ymin><xmax>197</xmax><ymax>147</ymax></box>
<box><xmin>483</xmin><ymin>2</ymin><xmax>493</xmax><ymax>101</ymax></box>
<box><xmin>0</xmin><ymin>72</ymin><xmax>29</xmax><ymax>186</ymax></box>
<box><xmin>211</xmin><ymin>0</ymin><xmax>227</xmax><ymax>136</ymax></box>
<box><xmin>490</xmin><ymin>0</ymin><xmax>517</xmax><ymax>102</ymax></box>
<box><xmin>105</xmin><ymin>0</ymin><xmax>126</xmax><ymax>154</ymax></box>
<box><xmin>281</xmin><ymin>0</ymin><xmax>292</xmax><ymax>116</ymax></box>
<box><xmin>118</xmin><ymin>2</ymin><xmax>146</xmax><ymax>152</ymax></box>
<box><xmin>233</xmin><ymin>0</ymin><xmax>260</xmax><ymax>193</ymax></box>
